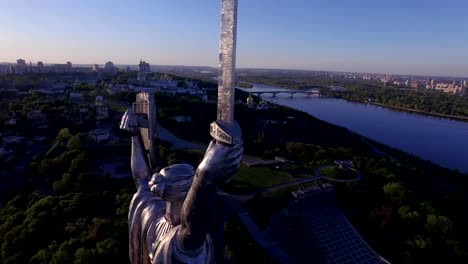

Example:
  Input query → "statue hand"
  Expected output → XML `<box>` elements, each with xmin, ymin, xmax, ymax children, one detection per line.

<box><xmin>197</xmin><ymin>140</ymin><xmax>243</xmax><ymax>185</ymax></box>
<box><xmin>120</xmin><ymin>108</ymin><xmax>138</xmax><ymax>135</ymax></box>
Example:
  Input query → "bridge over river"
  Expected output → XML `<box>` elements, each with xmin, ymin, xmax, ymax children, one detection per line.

<box><xmin>248</xmin><ymin>89</ymin><xmax>320</xmax><ymax>98</ymax></box>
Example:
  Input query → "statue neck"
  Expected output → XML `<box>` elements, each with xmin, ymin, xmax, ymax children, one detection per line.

<box><xmin>165</xmin><ymin>200</ymin><xmax>184</xmax><ymax>226</ymax></box>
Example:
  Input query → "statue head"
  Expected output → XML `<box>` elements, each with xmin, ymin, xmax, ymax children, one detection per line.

<box><xmin>149</xmin><ymin>163</ymin><xmax>195</xmax><ymax>202</ymax></box>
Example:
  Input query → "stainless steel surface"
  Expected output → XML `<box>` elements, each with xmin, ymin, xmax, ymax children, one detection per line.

<box><xmin>132</xmin><ymin>92</ymin><xmax>157</xmax><ymax>169</ymax></box>
<box><xmin>217</xmin><ymin>0</ymin><xmax>237</xmax><ymax>126</ymax></box>
<box><xmin>126</xmin><ymin>137</ymin><xmax>241</xmax><ymax>263</ymax></box>
<box><xmin>210</xmin><ymin>0</ymin><xmax>241</xmax><ymax>144</ymax></box>
<box><xmin>120</xmin><ymin>108</ymin><xmax>138</xmax><ymax>134</ymax></box>
<box><xmin>209</xmin><ymin>119</ymin><xmax>242</xmax><ymax>145</ymax></box>
<box><xmin>197</xmin><ymin>139</ymin><xmax>243</xmax><ymax>185</ymax></box>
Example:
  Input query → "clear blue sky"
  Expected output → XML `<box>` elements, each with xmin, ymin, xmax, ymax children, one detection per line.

<box><xmin>1</xmin><ymin>0</ymin><xmax>467</xmax><ymax>77</ymax></box>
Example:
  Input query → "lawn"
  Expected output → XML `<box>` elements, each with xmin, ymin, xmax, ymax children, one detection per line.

<box><xmin>171</xmin><ymin>151</ymin><xmax>295</xmax><ymax>193</ymax></box>
<box><xmin>225</xmin><ymin>164</ymin><xmax>295</xmax><ymax>193</ymax></box>
<box><xmin>320</xmin><ymin>166</ymin><xmax>356</xmax><ymax>180</ymax></box>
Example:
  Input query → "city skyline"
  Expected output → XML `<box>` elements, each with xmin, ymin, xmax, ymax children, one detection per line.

<box><xmin>1</xmin><ymin>0</ymin><xmax>468</xmax><ymax>77</ymax></box>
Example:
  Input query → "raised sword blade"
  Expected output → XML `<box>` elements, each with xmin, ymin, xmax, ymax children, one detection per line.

<box><xmin>210</xmin><ymin>0</ymin><xmax>241</xmax><ymax>145</ymax></box>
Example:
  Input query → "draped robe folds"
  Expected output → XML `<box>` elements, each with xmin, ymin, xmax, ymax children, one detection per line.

<box><xmin>128</xmin><ymin>187</ymin><xmax>214</xmax><ymax>264</ymax></box>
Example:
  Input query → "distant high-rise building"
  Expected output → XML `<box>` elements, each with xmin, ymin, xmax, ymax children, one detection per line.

<box><xmin>16</xmin><ymin>59</ymin><xmax>26</xmax><ymax>75</ymax></box>
<box><xmin>126</xmin><ymin>66</ymin><xmax>132</xmax><ymax>72</ymax></box>
<box><xmin>66</xmin><ymin>61</ymin><xmax>72</xmax><ymax>72</ymax></box>
<box><xmin>37</xmin><ymin>61</ymin><xmax>44</xmax><ymax>73</ymax></box>
<box><xmin>137</xmin><ymin>60</ymin><xmax>150</xmax><ymax>83</ymax></box>
<box><xmin>104</xmin><ymin>61</ymin><xmax>115</xmax><ymax>73</ymax></box>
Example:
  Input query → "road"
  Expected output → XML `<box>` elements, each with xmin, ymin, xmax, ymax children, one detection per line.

<box><xmin>156</xmin><ymin>125</ymin><xmax>207</xmax><ymax>151</ymax></box>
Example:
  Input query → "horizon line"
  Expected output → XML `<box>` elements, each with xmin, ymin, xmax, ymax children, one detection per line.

<box><xmin>1</xmin><ymin>61</ymin><xmax>467</xmax><ymax>79</ymax></box>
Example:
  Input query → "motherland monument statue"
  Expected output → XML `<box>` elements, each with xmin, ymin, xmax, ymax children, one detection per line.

<box><xmin>120</xmin><ymin>0</ymin><xmax>242</xmax><ymax>263</ymax></box>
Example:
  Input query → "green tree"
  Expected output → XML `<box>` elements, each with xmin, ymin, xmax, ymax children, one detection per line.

<box><xmin>53</xmin><ymin>173</ymin><xmax>73</xmax><ymax>194</ymax></box>
<box><xmin>383</xmin><ymin>181</ymin><xmax>407</xmax><ymax>203</ymax></box>
<box><xmin>39</xmin><ymin>104</ymin><xmax>51</xmax><ymax>114</ymax></box>
<box><xmin>70</xmin><ymin>152</ymin><xmax>89</xmax><ymax>173</ymax></box>
<box><xmin>67</xmin><ymin>135</ymin><xmax>83</xmax><ymax>150</ymax></box>
<box><xmin>87</xmin><ymin>218</ymin><xmax>110</xmax><ymax>242</ymax></box>
<box><xmin>167</xmin><ymin>153</ymin><xmax>178</xmax><ymax>165</ymax></box>
<box><xmin>398</xmin><ymin>205</ymin><xmax>420</xmax><ymax>221</ymax></box>
<box><xmin>29</xmin><ymin>249</ymin><xmax>50</xmax><ymax>263</ymax></box>
<box><xmin>51</xmin><ymin>238</ymin><xmax>79</xmax><ymax>264</ymax></box>
<box><xmin>74</xmin><ymin>248</ymin><xmax>97</xmax><ymax>264</ymax></box>
<box><xmin>159</xmin><ymin>146</ymin><xmax>170</xmax><ymax>160</ymax></box>
<box><xmin>419</xmin><ymin>200</ymin><xmax>438</xmax><ymax>215</ymax></box>
<box><xmin>425</xmin><ymin>214</ymin><xmax>453</xmax><ymax>238</ymax></box>
<box><xmin>55</xmin><ymin>128</ymin><xmax>71</xmax><ymax>144</ymax></box>
<box><xmin>96</xmin><ymin>238</ymin><xmax>119</xmax><ymax>258</ymax></box>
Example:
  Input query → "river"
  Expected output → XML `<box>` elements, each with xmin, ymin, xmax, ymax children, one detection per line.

<box><xmin>240</xmin><ymin>84</ymin><xmax>468</xmax><ymax>174</ymax></box>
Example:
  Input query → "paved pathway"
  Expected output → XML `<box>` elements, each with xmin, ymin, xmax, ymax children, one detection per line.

<box><xmin>156</xmin><ymin>125</ymin><xmax>206</xmax><ymax>150</ymax></box>
<box><xmin>259</xmin><ymin>166</ymin><xmax>362</xmax><ymax>195</ymax></box>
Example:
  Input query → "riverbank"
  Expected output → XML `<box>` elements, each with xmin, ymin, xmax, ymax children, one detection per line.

<box><xmin>369</xmin><ymin>102</ymin><xmax>468</xmax><ymax>122</ymax></box>
<box><xmin>245</xmin><ymin>88</ymin><xmax>468</xmax><ymax>173</ymax></box>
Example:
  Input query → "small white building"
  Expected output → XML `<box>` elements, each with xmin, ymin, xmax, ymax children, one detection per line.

<box><xmin>92</xmin><ymin>64</ymin><xmax>100</xmax><ymax>72</ymax></box>
<box><xmin>95</xmin><ymin>96</ymin><xmax>108</xmax><ymax>120</ymax></box>
<box><xmin>247</xmin><ymin>94</ymin><xmax>254</xmax><ymax>109</ymax></box>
